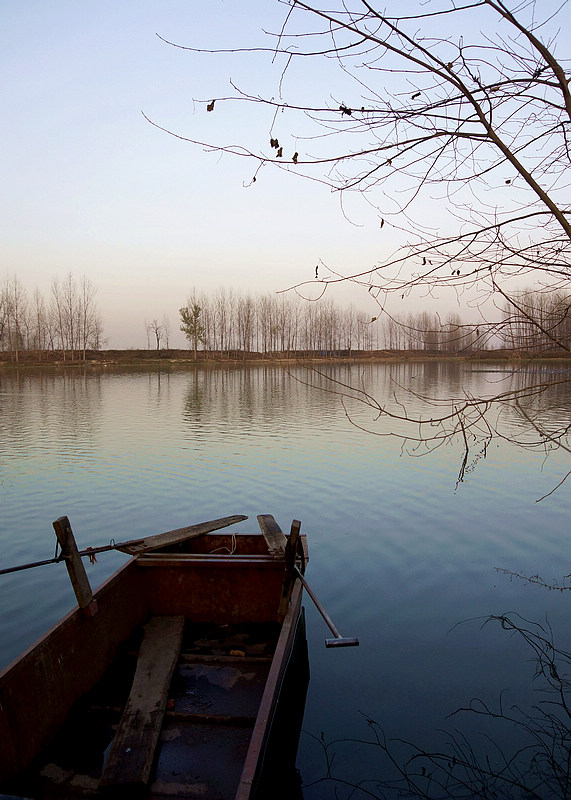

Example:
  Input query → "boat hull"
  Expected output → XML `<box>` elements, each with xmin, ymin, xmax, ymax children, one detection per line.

<box><xmin>0</xmin><ymin>531</ymin><xmax>308</xmax><ymax>799</ymax></box>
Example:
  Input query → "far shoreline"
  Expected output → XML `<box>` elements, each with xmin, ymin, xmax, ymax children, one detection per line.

<box><xmin>1</xmin><ymin>348</ymin><xmax>570</xmax><ymax>371</ymax></box>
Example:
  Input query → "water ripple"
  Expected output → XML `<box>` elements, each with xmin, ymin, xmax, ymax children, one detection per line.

<box><xmin>1</xmin><ymin>363</ymin><xmax>569</xmax><ymax>787</ymax></box>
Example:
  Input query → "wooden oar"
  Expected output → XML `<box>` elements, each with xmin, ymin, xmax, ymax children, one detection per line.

<box><xmin>116</xmin><ymin>515</ymin><xmax>249</xmax><ymax>555</ymax></box>
<box><xmin>257</xmin><ymin>514</ymin><xmax>359</xmax><ymax>648</ymax></box>
<box><xmin>293</xmin><ymin>566</ymin><xmax>359</xmax><ymax>648</ymax></box>
<box><xmin>0</xmin><ymin>514</ymin><xmax>248</xmax><ymax>576</ymax></box>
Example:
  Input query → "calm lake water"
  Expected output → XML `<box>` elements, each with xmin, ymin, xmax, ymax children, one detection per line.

<box><xmin>1</xmin><ymin>360</ymin><xmax>570</xmax><ymax>797</ymax></box>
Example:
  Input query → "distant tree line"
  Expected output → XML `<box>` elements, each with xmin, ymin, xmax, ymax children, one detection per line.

<box><xmin>2</xmin><ymin>276</ymin><xmax>566</xmax><ymax>362</ymax></box>
<box><xmin>382</xmin><ymin>311</ymin><xmax>477</xmax><ymax>352</ymax></box>
<box><xmin>501</xmin><ymin>290</ymin><xmax>571</xmax><ymax>353</ymax></box>
<box><xmin>177</xmin><ymin>288</ymin><xmax>380</xmax><ymax>358</ymax></box>
<box><xmin>0</xmin><ymin>273</ymin><xmax>103</xmax><ymax>362</ymax></box>
<box><xmin>176</xmin><ymin>288</ymin><xmax>570</xmax><ymax>357</ymax></box>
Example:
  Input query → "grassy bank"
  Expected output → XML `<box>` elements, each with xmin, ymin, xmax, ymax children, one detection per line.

<box><xmin>1</xmin><ymin>348</ymin><xmax>570</xmax><ymax>370</ymax></box>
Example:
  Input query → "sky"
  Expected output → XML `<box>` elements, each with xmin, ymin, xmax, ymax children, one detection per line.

<box><xmin>2</xmin><ymin>0</ymin><xmax>387</xmax><ymax>348</ymax></box>
<box><xmin>2</xmin><ymin>1</ymin><xmax>568</xmax><ymax>348</ymax></box>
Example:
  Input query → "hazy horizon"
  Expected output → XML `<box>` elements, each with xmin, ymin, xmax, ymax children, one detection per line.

<box><xmin>4</xmin><ymin>1</ymin><xmax>565</xmax><ymax>348</ymax></box>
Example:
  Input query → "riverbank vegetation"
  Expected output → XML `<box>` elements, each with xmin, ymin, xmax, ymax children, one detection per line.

<box><xmin>4</xmin><ymin>346</ymin><xmax>570</xmax><ymax>370</ymax></box>
<box><xmin>0</xmin><ymin>273</ymin><xmax>103</xmax><ymax>364</ymax></box>
<box><xmin>2</xmin><ymin>276</ymin><xmax>569</xmax><ymax>365</ymax></box>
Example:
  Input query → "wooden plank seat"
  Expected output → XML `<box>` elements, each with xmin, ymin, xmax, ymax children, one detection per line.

<box><xmin>99</xmin><ymin>615</ymin><xmax>185</xmax><ymax>790</ymax></box>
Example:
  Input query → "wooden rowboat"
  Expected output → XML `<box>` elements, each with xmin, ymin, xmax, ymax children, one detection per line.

<box><xmin>0</xmin><ymin>513</ymin><xmax>309</xmax><ymax>799</ymax></box>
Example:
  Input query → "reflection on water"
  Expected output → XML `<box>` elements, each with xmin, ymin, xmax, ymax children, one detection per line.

<box><xmin>0</xmin><ymin>361</ymin><xmax>570</xmax><ymax>797</ymax></box>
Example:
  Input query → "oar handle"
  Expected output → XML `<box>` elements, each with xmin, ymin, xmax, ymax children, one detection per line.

<box><xmin>293</xmin><ymin>566</ymin><xmax>359</xmax><ymax>648</ymax></box>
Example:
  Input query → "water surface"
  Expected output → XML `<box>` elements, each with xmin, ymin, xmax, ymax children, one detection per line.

<box><xmin>1</xmin><ymin>361</ymin><xmax>569</xmax><ymax>796</ymax></box>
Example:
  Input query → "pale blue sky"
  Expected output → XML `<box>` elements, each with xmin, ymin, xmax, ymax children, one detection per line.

<box><xmin>2</xmin><ymin>1</ymin><xmax>568</xmax><ymax>347</ymax></box>
<box><xmin>2</xmin><ymin>1</ymin><xmax>389</xmax><ymax>347</ymax></box>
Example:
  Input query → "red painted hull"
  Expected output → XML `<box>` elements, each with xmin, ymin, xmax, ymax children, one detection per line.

<box><xmin>0</xmin><ymin>531</ymin><xmax>308</xmax><ymax>799</ymax></box>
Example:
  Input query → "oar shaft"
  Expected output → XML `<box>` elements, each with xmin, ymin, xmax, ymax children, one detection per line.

<box><xmin>294</xmin><ymin>566</ymin><xmax>341</xmax><ymax>638</ymax></box>
<box><xmin>0</xmin><ymin>514</ymin><xmax>248</xmax><ymax>577</ymax></box>
<box><xmin>293</xmin><ymin>566</ymin><xmax>359</xmax><ymax>647</ymax></box>
<box><xmin>0</xmin><ymin>540</ymin><xmax>140</xmax><ymax>576</ymax></box>
<box><xmin>0</xmin><ymin>557</ymin><xmax>61</xmax><ymax>576</ymax></box>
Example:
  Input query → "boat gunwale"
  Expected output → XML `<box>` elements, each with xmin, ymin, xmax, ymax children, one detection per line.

<box><xmin>136</xmin><ymin>553</ymin><xmax>288</xmax><ymax>566</ymax></box>
<box><xmin>235</xmin><ymin>579</ymin><xmax>305</xmax><ymax>800</ymax></box>
<box><xmin>0</xmin><ymin>557</ymin><xmax>136</xmax><ymax>681</ymax></box>
<box><xmin>0</xmin><ymin>529</ymin><xmax>308</xmax><ymax>798</ymax></box>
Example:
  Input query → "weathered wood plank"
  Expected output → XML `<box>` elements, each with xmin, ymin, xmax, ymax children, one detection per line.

<box><xmin>116</xmin><ymin>514</ymin><xmax>248</xmax><ymax>555</ymax></box>
<box><xmin>179</xmin><ymin>653</ymin><xmax>272</xmax><ymax>665</ymax></box>
<box><xmin>99</xmin><ymin>615</ymin><xmax>185</xmax><ymax>789</ymax></box>
<box><xmin>257</xmin><ymin>514</ymin><xmax>287</xmax><ymax>558</ymax></box>
<box><xmin>165</xmin><ymin>711</ymin><xmax>257</xmax><ymax>726</ymax></box>
<box><xmin>278</xmin><ymin>520</ymin><xmax>302</xmax><ymax>619</ymax></box>
<box><xmin>52</xmin><ymin>517</ymin><xmax>96</xmax><ymax>614</ymax></box>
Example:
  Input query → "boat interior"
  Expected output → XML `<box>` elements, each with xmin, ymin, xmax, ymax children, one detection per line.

<box><xmin>0</xmin><ymin>526</ymin><xmax>309</xmax><ymax>800</ymax></box>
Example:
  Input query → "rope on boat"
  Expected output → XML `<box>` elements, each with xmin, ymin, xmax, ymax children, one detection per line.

<box><xmin>208</xmin><ymin>532</ymin><xmax>237</xmax><ymax>555</ymax></box>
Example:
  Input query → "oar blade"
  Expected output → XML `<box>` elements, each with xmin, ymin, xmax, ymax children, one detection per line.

<box><xmin>116</xmin><ymin>514</ymin><xmax>248</xmax><ymax>555</ymax></box>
